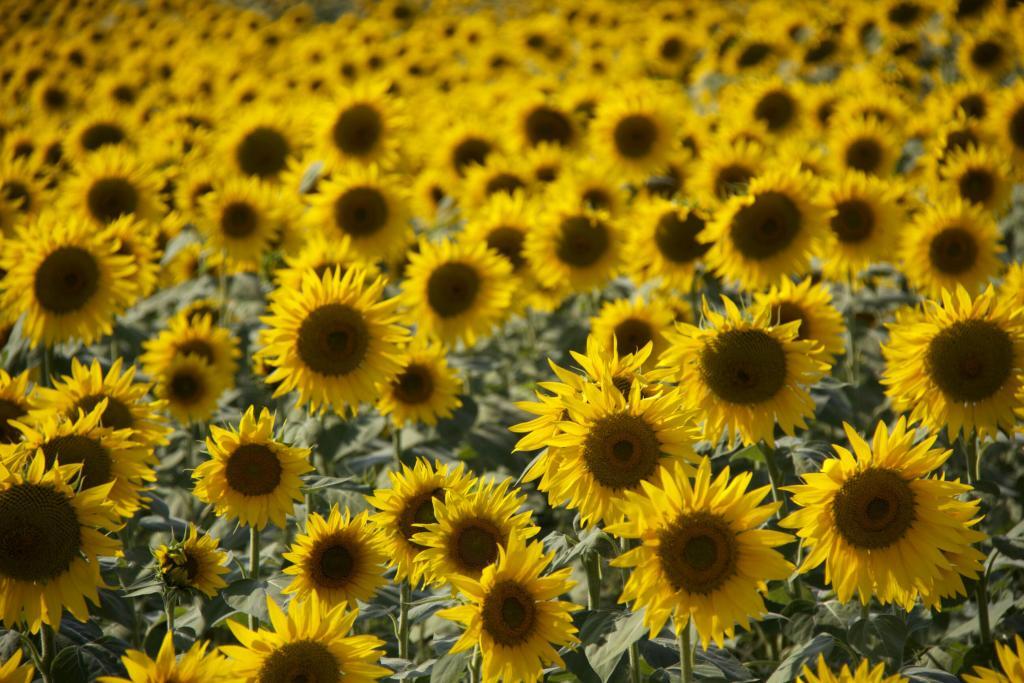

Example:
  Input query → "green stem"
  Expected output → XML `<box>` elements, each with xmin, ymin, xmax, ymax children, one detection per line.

<box><xmin>845</xmin><ymin>277</ymin><xmax>859</xmax><ymax>387</ymax></box>
<box><xmin>18</xmin><ymin>632</ymin><xmax>44</xmax><ymax>681</ymax></box>
<box><xmin>976</xmin><ymin>566</ymin><xmax>992</xmax><ymax>645</ymax></box>
<box><xmin>218</xmin><ymin>254</ymin><xmax>229</xmax><ymax>323</ymax></box>
<box><xmin>861</xmin><ymin>599</ymin><xmax>870</xmax><ymax>621</ymax></box>
<box><xmin>964</xmin><ymin>432</ymin><xmax>981</xmax><ymax>485</ymax></box>
<box><xmin>41</xmin><ymin>346</ymin><xmax>53</xmax><ymax>388</ymax></box>
<box><xmin>398</xmin><ymin>581</ymin><xmax>411</xmax><ymax>660</ymax></box>
<box><xmin>468</xmin><ymin>646</ymin><xmax>481</xmax><ymax>683</ymax></box>
<box><xmin>761</xmin><ymin>442</ymin><xmax>789</xmax><ymax>515</ymax></box>
<box><xmin>164</xmin><ymin>597</ymin><xmax>175</xmax><ymax>640</ymax></box>
<box><xmin>679</xmin><ymin>620</ymin><xmax>694</xmax><ymax>683</ymax></box>
<box><xmin>393</xmin><ymin>428</ymin><xmax>404</xmax><ymax>469</ymax></box>
<box><xmin>39</xmin><ymin>624</ymin><xmax>55</xmax><ymax>683</ymax></box>
<box><xmin>248</xmin><ymin>526</ymin><xmax>261</xmax><ymax>631</ymax></box>
<box><xmin>584</xmin><ymin>551</ymin><xmax>601</xmax><ymax>610</ymax></box>
<box><xmin>622</xmin><ymin>538</ymin><xmax>641</xmax><ymax>683</ymax></box>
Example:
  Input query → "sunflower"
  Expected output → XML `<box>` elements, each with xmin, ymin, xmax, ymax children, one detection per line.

<box><xmin>197</xmin><ymin>176</ymin><xmax>280</xmax><ymax>271</ymax></box>
<box><xmin>0</xmin><ymin>649</ymin><xmax>32</xmax><ymax>683</ymax></box>
<box><xmin>781</xmin><ymin>418</ymin><xmax>986</xmax><ymax>609</ymax></box>
<box><xmin>702</xmin><ymin>168</ymin><xmax>828</xmax><ymax>291</ymax></box>
<box><xmin>61</xmin><ymin>148</ymin><xmax>165</xmax><ymax>228</ymax></box>
<box><xmin>376</xmin><ymin>339</ymin><xmax>463</xmax><ymax>427</ymax></box>
<box><xmin>153</xmin><ymin>354</ymin><xmax>227</xmax><ymax>426</ymax></box>
<box><xmin>751</xmin><ymin>277</ymin><xmax>847</xmax><ymax>365</ymax></box>
<box><xmin>548</xmin><ymin>161</ymin><xmax>629</xmax><ymax>216</ymax></box>
<box><xmin>527</xmin><ymin>376</ymin><xmax>698</xmax><ymax>527</ymax></box>
<box><xmin>193</xmin><ymin>406</ymin><xmax>312</xmax><ymax>530</ymax></box>
<box><xmin>365</xmin><ymin>458</ymin><xmax>475</xmax><ymax>587</ymax></box>
<box><xmin>259</xmin><ymin>267</ymin><xmax>408</xmax><ymax>416</ymax></box>
<box><xmin>315</xmin><ymin>80</ymin><xmax>406</xmax><ymax>168</ymax></box>
<box><xmin>737</xmin><ymin>78</ymin><xmax>804</xmax><ymax>138</ymax></box>
<box><xmin>957</xmin><ymin>22</ymin><xmax>1015</xmax><ymax>83</ymax></box>
<box><xmin>626</xmin><ymin>197</ymin><xmax>710</xmax><ymax>291</ymax></box>
<box><xmin>98</xmin><ymin>632</ymin><xmax>224</xmax><ymax>683</ymax></box>
<box><xmin>882</xmin><ymin>286</ymin><xmax>1024</xmax><ymax>439</ymax></box>
<box><xmin>510</xmin><ymin>93</ymin><xmax>579</xmax><ymax>150</ymax></box>
<box><xmin>796</xmin><ymin>655</ymin><xmax>909</xmax><ymax>683</ymax></box>
<box><xmin>141</xmin><ymin>312</ymin><xmax>240</xmax><ymax>388</ymax></box>
<box><xmin>28</xmin><ymin>357</ymin><xmax>169</xmax><ymax>450</ymax></box>
<box><xmin>964</xmin><ymin>635</ymin><xmax>1024</xmax><ymax>683</ymax></box>
<box><xmin>0</xmin><ymin>451</ymin><xmax>121</xmax><ymax>633</ymax></box>
<box><xmin>283</xmin><ymin>506</ymin><xmax>387</xmax><ymax>609</ymax></box>
<box><xmin>221</xmin><ymin>597</ymin><xmax>389</xmax><ymax>682</ymax></box>
<box><xmin>828</xmin><ymin>115</ymin><xmax>903</xmax><ymax>176</ymax></box>
<box><xmin>607</xmin><ymin>457</ymin><xmax>794</xmax><ymax>649</ymax></box>
<box><xmin>458</xmin><ymin>154</ymin><xmax>533</xmax><ymax>211</ymax></box>
<box><xmin>899</xmin><ymin>199</ymin><xmax>1002</xmax><ymax>298</ymax></box>
<box><xmin>101</xmin><ymin>216</ymin><xmax>162</xmax><ymax>298</ymax></box>
<box><xmin>590</xmin><ymin>84</ymin><xmax>680</xmax><ymax>181</ymax></box>
<box><xmin>660</xmin><ymin>296</ymin><xmax>829</xmax><ymax>446</ymax></box>
<box><xmin>412</xmin><ymin>477</ymin><xmax>539</xmax><ymax>586</ymax></box>
<box><xmin>220</xmin><ymin>109</ymin><xmax>301</xmax><ymax>181</ymax></box>
<box><xmin>937</xmin><ymin>144</ymin><xmax>1014</xmax><ymax>215</ymax></box>
<box><xmin>306</xmin><ymin>163</ymin><xmax>411</xmax><ymax>261</ymax></box>
<box><xmin>273</xmin><ymin>231</ymin><xmax>370</xmax><ymax>292</ymax></box>
<box><xmin>460</xmin><ymin>191</ymin><xmax>535</xmax><ymax>281</ymax></box>
<box><xmin>989</xmin><ymin>81</ymin><xmax>1024</xmax><ymax>167</ymax></box>
<box><xmin>10</xmin><ymin>400</ymin><xmax>155</xmax><ymax>518</ymax></box>
<box><xmin>65</xmin><ymin>106</ymin><xmax>134</xmax><ymax>162</ymax></box>
<box><xmin>437</xmin><ymin>533</ymin><xmax>580</xmax><ymax>683</ymax></box>
<box><xmin>590</xmin><ymin>296</ymin><xmax>676</xmax><ymax>360</ymax></box>
<box><xmin>0</xmin><ymin>157</ymin><xmax>47</xmax><ymax>223</ymax></box>
<box><xmin>432</xmin><ymin>120</ymin><xmax>502</xmax><ymax>180</ymax></box>
<box><xmin>820</xmin><ymin>171</ymin><xmax>904</xmax><ymax>281</ymax></box>
<box><xmin>154</xmin><ymin>523</ymin><xmax>229</xmax><ymax>598</ymax></box>
<box><xmin>399</xmin><ymin>237</ymin><xmax>513</xmax><ymax>347</ymax></box>
<box><xmin>0</xmin><ymin>370</ymin><xmax>31</xmax><ymax>457</ymax></box>
<box><xmin>410</xmin><ymin>166</ymin><xmax>453</xmax><ymax>225</ymax></box>
<box><xmin>525</xmin><ymin>200</ymin><xmax>622</xmax><ymax>294</ymax></box>
<box><xmin>1</xmin><ymin>214</ymin><xmax>138</xmax><ymax>347</ymax></box>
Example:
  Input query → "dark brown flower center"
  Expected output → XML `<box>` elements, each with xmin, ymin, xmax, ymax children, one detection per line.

<box><xmin>312</xmin><ymin>536</ymin><xmax>357</xmax><ymax>588</ymax></box>
<box><xmin>225</xmin><ymin>443</ymin><xmax>283</xmax><ymax>497</ymax></box>
<box><xmin>169</xmin><ymin>367</ymin><xmax>205</xmax><ymax>404</ymax></box>
<box><xmin>715</xmin><ymin>164</ymin><xmax>754</xmax><ymax>200</ymax></box>
<box><xmin>832</xmin><ymin>468</ymin><xmax>915</xmax><ymax>549</ymax></box>
<box><xmin>87</xmin><ymin>177</ymin><xmax>139</xmax><ymax>223</ymax></box>
<box><xmin>485</xmin><ymin>227</ymin><xmax>526</xmax><ymax>271</ymax></box>
<box><xmin>451</xmin><ymin>519</ymin><xmax>501</xmax><ymax>574</ymax></box>
<box><xmin>582</xmin><ymin>412</ymin><xmax>661</xmax><ymax>490</ymax></box>
<box><xmin>426</xmin><ymin>262</ymin><xmax>481</xmax><ymax>318</ymax></box>
<box><xmin>845</xmin><ymin>138</ymin><xmax>883</xmax><ymax>173</ymax></box>
<box><xmin>655</xmin><ymin>210</ymin><xmax>709</xmax><ymax>263</ymax></box>
<box><xmin>958</xmin><ymin>169</ymin><xmax>994</xmax><ymax>205</ymax></box>
<box><xmin>970</xmin><ymin>41</ymin><xmax>1002</xmax><ymax>69</ymax></box>
<box><xmin>613</xmin><ymin>114</ymin><xmax>658</xmax><ymax>159</ymax></box>
<box><xmin>831</xmin><ymin>198</ymin><xmax>875</xmax><ymax>243</ymax></box>
<box><xmin>257</xmin><ymin>639</ymin><xmax>340</xmax><ymax>683</ymax></box>
<box><xmin>33</xmin><ymin>246</ymin><xmax>101</xmax><ymax>314</ymax></box>
<box><xmin>0</xmin><ymin>483</ymin><xmax>82</xmax><ymax>582</ymax></box>
<box><xmin>333</xmin><ymin>186</ymin><xmax>389</xmax><ymax>238</ymax></box>
<box><xmin>221</xmin><ymin>201</ymin><xmax>258</xmax><ymax>238</ymax></box>
<box><xmin>235</xmin><ymin>126</ymin><xmax>290</xmax><ymax>178</ymax></box>
<box><xmin>452</xmin><ymin>137</ymin><xmax>492</xmax><ymax>176</ymax></box>
<box><xmin>754</xmin><ymin>91</ymin><xmax>796</xmax><ymax>132</ymax></box>
<box><xmin>658</xmin><ymin>512</ymin><xmax>738</xmax><ymax>594</ymax></box>
<box><xmin>771</xmin><ymin>301</ymin><xmax>808</xmax><ymax>340</ymax></box>
<box><xmin>296</xmin><ymin>303</ymin><xmax>370</xmax><ymax>377</ymax></box>
<box><xmin>700</xmin><ymin>328</ymin><xmax>788</xmax><ymax>404</ymax></box>
<box><xmin>525</xmin><ymin>106</ymin><xmax>574</xmax><ymax>147</ymax></box>
<box><xmin>1009</xmin><ymin>106</ymin><xmax>1024</xmax><ymax>150</ymax></box>
<box><xmin>398</xmin><ymin>487</ymin><xmax>443</xmax><ymax>546</ymax></box>
<box><xmin>555</xmin><ymin>215</ymin><xmax>610</xmax><ymax>268</ymax></box>
<box><xmin>392</xmin><ymin>364</ymin><xmax>434</xmax><ymax>405</ymax></box>
<box><xmin>0</xmin><ymin>398</ymin><xmax>26</xmax><ymax>444</ymax></box>
<box><xmin>41</xmin><ymin>434</ymin><xmax>112</xmax><ymax>490</ymax></box>
<box><xmin>484</xmin><ymin>173</ymin><xmax>526</xmax><ymax>197</ymax></box>
<box><xmin>481</xmin><ymin>580</ymin><xmax>538</xmax><ymax>646</ymax></box>
<box><xmin>928</xmin><ymin>226</ymin><xmax>978</xmax><ymax>274</ymax></box>
<box><xmin>72</xmin><ymin>394</ymin><xmax>134</xmax><ymax>430</ymax></box>
<box><xmin>613</xmin><ymin>318</ymin><xmax>655</xmax><ymax>356</ymax></box>
<box><xmin>729</xmin><ymin>191</ymin><xmax>801</xmax><ymax>260</ymax></box>
<box><xmin>926</xmin><ymin>319</ymin><xmax>1013</xmax><ymax>402</ymax></box>
<box><xmin>332</xmin><ymin>103</ymin><xmax>382</xmax><ymax>157</ymax></box>
<box><xmin>81</xmin><ymin>123</ymin><xmax>125</xmax><ymax>151</ymax></box>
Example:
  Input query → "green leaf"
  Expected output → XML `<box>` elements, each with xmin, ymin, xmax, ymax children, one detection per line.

<box><xmin>584</xmin><ymin>609</ymin><xmax>647</xmax><ymax>682</ymax></box>
<box><xmin>50</xmin><ymin>646</ymin><xmax>92</xmax><ymax>683</ymax></box>
<box><xmin>222</xmin><ymin>579</ymin><xmax>282</xmax><ymax>622</ymax></box>
<box><xmin>766</xmin><ymin>633</ymin><xmax>834</xmax><ymax>683</ymax></box>
<box><xmin>429</xmin><ymin>650</ymin><xmax>470</xmax><ymax>683</ymax></box>
<box><xmin>730</xmin><ymin>444</ymin><xmax>766</xmax><ymax>464</ymax></box>
<box><xmin>993</xmin><ymin>535</ymin><xmax>1024</xmax><ymax>560</ymax></box>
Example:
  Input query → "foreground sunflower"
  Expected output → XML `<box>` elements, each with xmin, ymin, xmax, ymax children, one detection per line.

<box><xmin>365</xmin><ymin>458</ymin><xmax>475</xmax><ymax>587</ymax></box>
<box><xmin>259</xmin><ymin>267</ymin><xmax>408</xmax><ymax>416</ymax></box>
<box><xmin>899</xmin><ymin>199</ymin><xmax>1002</xmax><ymax>298</ymax></box>
<box><xmin>964</xmin><ymin>635</ymin><xmax>1024</xmax><ymax>683</ymax></box>
<box><xmin>607</xmin><ymin>458</ymin><xmax>794</xmax><ymax>648</ymax></box>
<box><xmin>193</xmin><ymin>406</ymin><xmax>313</xmax><ymax>530</ymax></box>
<box><xmin>750</xmin><ymin>277</ymin><xmax>846</xmax><ymax>365</ymax></box>
<box><xmin>881</xmin><ymin>286</ymin><xmax>1024</xmax><ymax>439</ymax></box>
<box><xmin>525</xmin><ymin>377</ymin><xmax>698</xmax><ymax>527</ymax></box>
<box><xmin>221</xmin><ymin>598</ymin><xmax>390</xmax><ymax>683</ymax></box>
<box><xmin>1</xmin><ymin>214</ymin><xmax>137</xmax><ymax>347</ymax></box>
<box><xmin>659</xmin><ymin>297</ymin><xmax>828</xmax><ymax>446</ymax></box>
<box><xmin>399</xmin><ymin>238</ymin><xmax>513</xmax><ymax>347</ymax></box>
<box><xmin>10</xmin><ymin>402</ymin><xmax>155</xmax><ymax>519</ymax></box>
<box><xmin>29</xmin><ymin>357</ymin><xmax>169</xmax><ymax>450</ymax></box>
<box><xmin>703</xmin><ymin>168</ymin><xmax>828</xmax><ymax>290</ymax></box>
<box><xmin>0</xmin><ymin>452</ymin><xmax>121</xmax><ymax>633</ymax></box>
<box><xmin>796</xmin><ymin>655</ymin><xmax>909</xmax><ymax>683</ymax></box>
<box><xmin>154</xmin><ymin>523</ymin><xmax>229</xmax><ymax>598</ymax></box>
<box><xmin>375</xmin><ymin>339</ymin><xmax>463</xmax><ymax>427</ymax></box>
<box><xmin>412</xmin><ymin>477</ymin><xmax>538</xmax><ymax>586</ymax></box>
<box><xmin>98</xmin><ymin>632</ymin><xmax>224</xmax><ymax>683</ymax></box>
<box><xmin>283</xmin><ymin>506</ymin><xmax>387</xmax><ymax>609</ymax></box>
<box><xmin>437</xmin><ymin>533</ymin><xmax>580</xmax><ymax>683</ymax></box>
<box><xmin>780</xmin><ymin>419</ymin><xmax>986</xmax><ymax>609</ymax></box>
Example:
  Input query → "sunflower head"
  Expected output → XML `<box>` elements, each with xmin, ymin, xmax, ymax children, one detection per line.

<box><xmin>154</xmin><ymin>523</ymin><xmax>229</xmax><ymax>598</ymax></box>
<box><xmin>376</xmin><ymin>339</ymin><xmax>463</xmax><ymax>427</ymax></box>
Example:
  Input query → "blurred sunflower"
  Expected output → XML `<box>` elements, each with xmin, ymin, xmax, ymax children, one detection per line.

<box><xmin>154</xmin><ymin>523</ymin><xmax>229</xmax><ymax>598</ymax></box>
<box><xmin>782</xmin><ymin>418</ymin><xmax>986</xmax><ymax>609</ymax></box>
<box><xmin>938</xmin><ymin>144</ymin><xmax>1013</xmax><ymax>215</ymax></box>
<box><xmin>193</xmin><ymin>406</ymin><xmax>312</xmax><ymax>530</ymax></box>
<box><xmin>221</xmin><ymin>598</ymin><xmax>390</xmax><ymax>683</ymax></box>
<box><xmin>590</xmin><ymin>296</ymin><xmax>676</xmax><ymax>360</ymax></box>
<box><xmin>460</xmin><ymin>191</ymin><xmax>535</xmax><ymax>281</ymax></box>
<box><xmin>306</xmin><ymin>164</ymin><xmax>411</xmax><ymax>261</ymax></box>
<box><xmin>660</xmin><ymin>297</ymin><xmax>828</xmax><ymax>446</ymax></box>
<box><xmin>259</xmin><ymin>267</ymin><xmax>408</xmax><ymax>416</ymax></box>
<box><xmin>366</xmin><ymin>458</ymin><xmax>475</xmax><ymax>587</ymax></box>
<box><xmin>899</xmin><ymin>199</ymin><xmax>1002</xmax><ymax>298</ymax></box>
<box><xmin>98</xmin><ymin>632</ymin><xmax>224</xmax><ymax>683</ymax></box>
<box><xmin>62</xmin><ymin>148</ymin><xmax>165</xmax><ymax>227</ymax></box>
<box><xmin>0</xmin><ymin>370</ymin><xmax>31</xmax><ymax>457</ymax></box>
<box><xmin>141</xmin><ymin>312</ymin><xmax>240</xmax><ymax>388</ymax></box>
<box><xmin>989</xmin><ymin>81</ymin><xmax>1024</xmax><ymax>166</ymax></box>
<box><xmin>399</xmin><ymin>237</ymin><xmax>513</xmax><ymax>347</ymax></box>
<box><xmin>703</xmin><ymin>168</ymin><xmax>828</xmax><ymax>291</ymax></box>
<box><xmin>820</xmin><ymin>171</ymin><xmax>903</xmax><ymax>281</ymax></box>
<box><xmin>316</xmin><ymin>80</ymin><xmax>406</xmax><ymax>168</ymax></box>
<box><xmin>750</xmin><ymin>277</ymin><xmax>846</xmax><ymax>365</ymax></box>
<box><xmin>152</xmin><ymin>354</ymin><xmax>226</xmax><ymax>426</ymax></box>
<box><xmin>101</xmin><ymin>216</ymin><xmax>162</xmax><ymax>298</ymax></box>
<box><xmin>65</xmin><ymin>107</ymin><xmax>134</xmax><ymax>162</ymax></box>
<box><xmin>608</xmin><ymin>458</ymin><xmax>794</xmax><ymax>649</ymax></box>
<box><xmin>626</xmin><ymin>198</ymin><xmax>709</xmax><ymax>292</ymax></box>
<box><xmin>412</xmin><ymin>477</ymin><xmax>538</xmax><ymax>585</ymax></box>
<box><xmin>964</xmin><ymin>635</ymin><xmax>1024</xmax><ymax>683</ymax></box>
<box><xmin>0</xmin><ymin>452</ymin><xmax>121</xmax><ymax>633</ymax></box>
<box><xmin>590</xmin><ymin>84</ymin><xmax>679</xmax><ymax>181</ymax></box>
<box><xmin>283</xmin><ymin>506</ymin><xmax>387</xmax><ymax>609</ymax></box>
<box><xmin>525</xmin><ymin>377</ymin><xmax>698</xmax><ymax>527</ymax></box>
<box><xmin>525</xmin><ymin>201</ymin><xmax>621</xmax><ymax>293</ymax></box>
<box><xmin>1</xmin><ymin>214</ymin><xmax>137</xmax><ymax>347</ymax></box>
<box><xmin>197</xmin><ymin>176</ymin><xmax>280</xmax><ymax>271</ymax></box>
<box><xmin>882</xmin><ymin>286</ymin><xmax>1024</xmax><ymax>439</ymax></box>
<box><xmin>220</xmin><ymin>109</ymin><xmax>301</xmax><ymax>181</ymax></box>
<box><xmin>828</xmin><ymin>116</ymin><xmax>902</xmax><ymax>176</ymax></box>
<box><xmin>437</xmin><ymin>533</ymin><xmax>580</xmax><ymax>683</ymax></box>
<box><xmin>376</xmin><ymin>339</ymin><xmax>463</xmax><ymax>427</ymax></box>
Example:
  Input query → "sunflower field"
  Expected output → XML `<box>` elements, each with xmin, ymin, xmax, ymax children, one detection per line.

<box><xmin>4</xmin><ymin>0</ymin><xmax>1024</xmax><ymax>682</ymax></box>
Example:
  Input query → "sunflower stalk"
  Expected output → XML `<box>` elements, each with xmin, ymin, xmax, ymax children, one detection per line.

<box><xmin>622</xmin><ymin>537</ymin><xmax>641</xmax><ymax>683</ymax></box>
<box><xmin>164</xmin><ymin>592</ymin><xmax>176</xmax><ymax>641</ymax></box>
<box><xmin>761</xmin><ymin>441</ymin><xmax>789</xmax><ymax>515</ymax></box>
<box><xmin>678</xmin><ymin>621</ymin><xmax>694</xmax><ymax>683</ymax></box>
<box><xmin>39</xmin><ymin>624</ymin><xmax>55</xmax><ymax>683</ymax></box>
<box><xmin>248</xmin><ymin>526</ymin><xmax>261</xmax><ymax>630</ymax></box>
<box><xmin>584</xmin><ymin>550</ymin><xmax>601</xmax><ymax>609</ymax></box>
<box><xmin>40</xmin><ymin>345</ymin><xmax>54</xmax><ymax>389</ymax></box>
<box><xmin>468</xmin><ymin>646</ymin><xmax>481</xmax><ymax>683</ymax></box>
<box><xmin>963</xmin><ymin>431</ymin><xmax>991</xmax><ymax>644</ymax></box>
<box><xmin>397</xmin><ymin>580</ymin><xmax>411</xmax><ymax>660</ymax></box>
<box><xmin>845</xmin><ymin>277</ymin><xmax>859</xmax><ymax>389</ymax></box>
<box><xmin>18</xmin><ymin>631</ymin><xmax>45</xmax><ymax>683</ymax></box>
